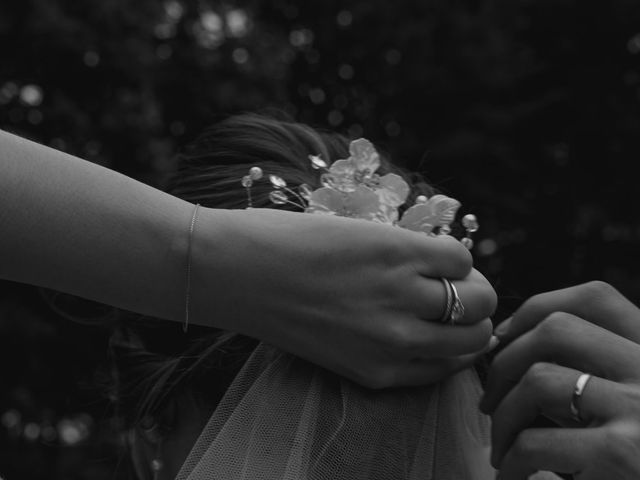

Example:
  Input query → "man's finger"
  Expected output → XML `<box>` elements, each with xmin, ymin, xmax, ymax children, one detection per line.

<box><xmin>497</xmin><ymin>281</ymin><xmax>640</xmax><ymax>345</ymax></box>
<box><xmin>481</xmin><ymin>312</ymin><xmax>640</xmax><ymax>413</ymax></box>
<box><xmin>490</xmin><ymin>362</ymin><xmax>622</xmax><ymax>467</ymax></box>
<box><xmin>498</xmin><ymin>427</ymin><xmax>602</xmax><ymax>479</ymax></box>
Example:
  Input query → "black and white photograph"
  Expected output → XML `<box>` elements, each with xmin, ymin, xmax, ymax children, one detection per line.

<box><xmin>1</xmin><ymin>1</ymin><xmax>640</xmax><ymax>479</ymax></box>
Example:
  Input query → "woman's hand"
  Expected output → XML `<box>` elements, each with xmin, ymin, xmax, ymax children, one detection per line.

<box><xmin>480</xmin><ymin>281</ymin><xmax>640</xmax><ymax>479</ymax></box>
<box><xmin>192</xmin><ymin>207</ymin><xmax>497</xmax><ymax>389</ymax></box>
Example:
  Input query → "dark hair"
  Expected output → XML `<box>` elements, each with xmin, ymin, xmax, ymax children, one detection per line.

<box><xmin>106</xmin><ymin>112</ymin><xmax>437</xmax><ymax>468</ymax></box>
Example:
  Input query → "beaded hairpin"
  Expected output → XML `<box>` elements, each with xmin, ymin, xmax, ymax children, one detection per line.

<box><xmin>241</xmin><ymin>138</ymin><xmax>478</xmax><ymax>249</ymax></box>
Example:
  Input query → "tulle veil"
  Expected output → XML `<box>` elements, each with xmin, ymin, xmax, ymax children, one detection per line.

<box><xmin>175</xmin><ymin>343</ymin><xmax>497</xmax><ymax>480</ymax></box>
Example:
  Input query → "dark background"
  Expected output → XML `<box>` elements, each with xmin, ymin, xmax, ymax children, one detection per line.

<box><xmin>1</xmin><ymin>0</ymin><xmax>640</xmax><ymax>478</ymax></box>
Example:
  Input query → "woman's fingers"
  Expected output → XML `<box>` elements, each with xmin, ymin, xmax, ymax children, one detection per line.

<box><xmin>344</xmin><ymin>316</ymin><xmax>494</xmax><ymax>389</ymax></box>
<box><xmin>490</xmin><ymin>362</ymin><xmax>623</xmax><ymax>467</ymax></box>
<box><xmin>401</xmin><ymin>269</ymin><xmax>497</xmax><ymax>325</ymax></box>
<box><xmin>404</xmin><ymin>232</ymin><xmax>473</xmax><ymax>279</ymax></box>
<box><xmin>448</xmin><ymin>269</ymin><xmax>497</xmax><ymax>325</ymax></box>
<box><xmin>391</xmin><ymin>350</ymin><xmax>490</xmax><ymax>387</ymax></box>
<box><xmin>402</xmin><ymin>317</ymin><xmax>494</xmax><ymax>357</ymax></box>
<box><xmin>497</xmin><ymin>281</ymin><xmax>640</xmax><ymax>345</ymax></box>
<box><xmin>497</xmin><ymin>427</ymin><xmax>603</xmax><ymax>480</ymax></box>
<box><xmin>481</xmin><ymin>312</ymin><xmax>640</xmax><ymax>414</ymax></box>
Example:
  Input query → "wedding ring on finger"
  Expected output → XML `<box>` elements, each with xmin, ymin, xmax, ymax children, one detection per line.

<box><xmin>570</xmin><ymin>373</ymin><xmax>593</xmax><ymax>422</ymax></box>
<box><xmin>440</xmin><ymin>278</ymin><xmax>465</xmax><ymax>325</ymax></box>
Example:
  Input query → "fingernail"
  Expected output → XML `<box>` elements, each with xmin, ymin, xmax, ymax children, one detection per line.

<box><xmin>487</xmin><ymin>335</ymin><xmax>500</xmax><ymax>352</ymax></box>
<box><xmin>493</xmin><ymin>317</ymin><xmax>512</xmax><ymax>338</ymax></box>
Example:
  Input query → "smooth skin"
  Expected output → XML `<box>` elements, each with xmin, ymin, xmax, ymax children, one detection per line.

<box><xmin>0</xmin><ymin>128</ymin><xmax>497</xmax><ymax>389</ymax></box>
<box><xmin>481</xmin><ymin>281</ymin><xmax>640</xmax><ymax>479</ymax></box>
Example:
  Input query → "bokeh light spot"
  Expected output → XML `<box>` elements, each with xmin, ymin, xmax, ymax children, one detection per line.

<box><xmin>628</xmin><ymin>33</ymin><xmax>640</xmax><ymax>54</ymax></box>
<box><xmin>195</xmin><ymin>10</ymin><xmax>225</xmax><ymax>48</ymax></box>
<box><xmin>164</xmin><ymin>0</ymin><xmax>184</xmax><ymax>21</ymax></box>
<box><xmin>23</xmin><ymin>422</ymin><xmax>40</xmax><ymax>441</ymax></box>
<box><xmin>155</xmin><ymin>23</ymin><xmax>177</xmax><ymax>39</ymax></box>
<box><xmin>309</xmin><ymin>88</ymin><xmax>326</xmax><ymax>105</ymax></box>
<box><xmin>289</xmin><ymin>28</ymin><xmax>314</xmax><ymax>48</ymax></box>
<box><xmin>232</xmin><ymin>47</ymin><xmax>250</xmax><ymax>64</ymax></box>
<box><xmin>385</xmin><ymin>49</ymin><xmax>402</xmax><ymax>65</ymax></box>
<box><xmin>83</xmin><ymin>50</ymin><xmax>100</xmax><ymax>67</ymax></box>
<box><xmin>227</xmin><ymin>9</ymin><xmax>250</xmax><ymax>37</ymax></box>
<box><xmin>477</xmin><ymin>238</ymin><xmax>498</xmax><ymax>256</ymax></box>
<box><xmin>201</xmin><ymin>11</ymin><xmax>223</xmax><ymax>33</ymax></box>
<box><xmin>328</xmin><ymin>110</ymin><xmax>344</xmax><ymax>126</ymax></box>
<box><xmin>58</xmin><ymin>420</ymin><xmax>82</xmax><ymax>445</ymax></box>
<box><xmin>338</xmin><ymin>64</ymin><xmax>355</xmax><ymax>80</ymax></box>
<box><xmin>337</xmin><ymin>10</ymin><xmax>353</xmax><ymax>27</ymax></box>
<box><xmin>19</xmin><ymin>84</ymin><xmax>43</xmax><ymax>106</ymax></box>
<box><xmin>1</xmin><ymin>410</ymin><xmax>20</xmax><ymax>429</ymax></box>
<box><xmin>0</xmin><ymin>82</ymin><xmax>19</xmax><ymax>104</ymax></box>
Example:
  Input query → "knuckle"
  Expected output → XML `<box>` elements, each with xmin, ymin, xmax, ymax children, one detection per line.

<box><xmin>451</xmin><ymin>243</ymin><xmax>473</xmax><ymax>274</ymax></box>
<box><xmin>385</xmin><ymin>322</ymin><xmax>418</xmax><ymax>353</ymax></box>
<box><xmin>472</xmin><ymin>318</ymin><xmax>494</xmax><ymax>349</ymax></box>
<box><xmin>377</xmin><ymin>240</ymin><xmax>406</xmax><ymax>269</ymax></box>
<box><xmin>534</xmin><ymin>312</ymin><xmax>574</xmax><ymax>343</ymax></box>
<box><xmin>601</xmin><ymin>421</ymin><xmax>640</xmax><ymax>463</ymax></box>
<box><xmin>488</xmin><ymin>350</ymin><xmax>508</xmax><ymax>382</ymax></box>
<box><xmin>375</xmin><ymin>268</ymin><xmax>405</xmax><ymax>303</ymax></box>
<box><xmin>510</xmin><ymin>430</ymin><xmax>534</xmax><ymax>461</ymax></box>
<box><xmin>515</xmin><ymin>292</ymin><xmax>548</xmax><ymax>322</ymax></box>
<box><xmin>478</xmin><ymin>285</ymin><xmax>498</xmax><ymax>318</ymax></box>
<box><xmin>581</xmin><ymin>280</ymin><xmax>619</xmax><ymax>303</ymax></box>
<box><xmin>621</xmin><ymin>386</ymin><xmax>640</xmax><ymax>414</ymax></box>
<box><xmin>522</xmin><ymin>362</ymin><xmax>553</xmax><ymax>390</ymax></box>
<box><xmin>436</xmin><ymin>235</ymin><xmax>473</xmax><ymax>275</ymax></box>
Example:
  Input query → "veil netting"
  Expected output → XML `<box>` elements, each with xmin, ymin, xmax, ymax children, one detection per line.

<box><xmin>174</xmin><ymin>341</ymin><xmax>498</xmax><ymax>480</ymax></box>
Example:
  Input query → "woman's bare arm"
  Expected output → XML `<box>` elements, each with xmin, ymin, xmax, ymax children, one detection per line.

<box><xmin>0</xmin><ymin>127</ymin><xmax>498</xmax><ymax>388</ymax></box>
<box><xmin>0</xmin><ymin>128</ymin><xmax>197</xmax><ymax>322</ymax></box>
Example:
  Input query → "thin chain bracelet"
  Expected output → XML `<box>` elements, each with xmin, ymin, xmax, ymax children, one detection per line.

<box><xmin>184</xmin><ymin>203</ymin><xmax>201</xmax><ymax>333</ymax></box>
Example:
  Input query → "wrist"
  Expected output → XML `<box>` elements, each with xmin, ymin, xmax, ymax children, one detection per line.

<box><xmin>184</xmin><ymin>207</ymin><xmax>242</xmax><ymax>331</ymax></box>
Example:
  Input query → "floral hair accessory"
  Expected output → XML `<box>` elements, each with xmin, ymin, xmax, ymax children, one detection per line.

<box><xmin>241</xmin><ymin>138</ymin><xmax>478</xmax><ymax>249</ymax></box>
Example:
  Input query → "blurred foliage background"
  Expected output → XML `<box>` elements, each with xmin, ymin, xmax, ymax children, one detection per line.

<box><xmin>1</xmin><ymin>0</ymin><xmax>640</xmax><ymax>478</ymax></box>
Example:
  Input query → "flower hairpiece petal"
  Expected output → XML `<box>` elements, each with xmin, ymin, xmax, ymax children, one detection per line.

<box><xmin>244</xmin><ymin>137</ymin><xmax>478</xmax><ymax>248</ymax></box>
<box><xmin>306</xmin><ymin>187</ymin><xmax>345</xmax><ymax>215</ymax></box>
<box><xmin>346</xmin><ymin>185</ymin><xmax>381</xmax><ymax>220</ymax></box>
<box><xmin>397</xmin><ymin>203</ymin><xmax>437</xmax><ymax>234</ymax></box>
<box><xmin>349</xmin><ymin>138</ymin><xmax>381</xmax><ymax>173</ymax></box>
<box><xmin>428</xmin><ymin>194</ymin><xmax>462</xmax><ymax>226</ymax></box>
<box><xmin>377</xmin><ymin>173</ymin><xmax>410</xmax><ymax>208</ymax></box>
<box><xmin>375</xmin><ymin>203</ymin><xmax>399</xmax><ymax>224</ymax></box>
<box><xmin>328</xmin><ymin>158</ymin><xmax>357</xmax><ymax>192</ymax></box>
<box><xmin>397</xmin><ymin>195</ymin><xmax>461</xmax><ymax>234</ymax></box>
